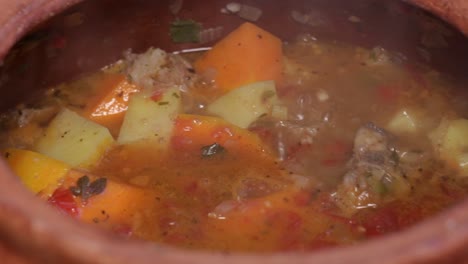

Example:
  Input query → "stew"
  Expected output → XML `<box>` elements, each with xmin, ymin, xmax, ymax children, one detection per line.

<box><xmin>1</xmin><ymin>22</ymin><xmax>467</xmax><ymax>252</ymax></box>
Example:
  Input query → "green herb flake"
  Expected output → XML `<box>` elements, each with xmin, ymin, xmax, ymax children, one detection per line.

<box><xmin>70</xmin><ymin>175</ymin><xmax>107</xmax><ymax>202</ymax></box>
<box><xmin>158</xmin><ymin>101</ymin><xmax>169</xmax><ymax>106</ymax></box>
<box><xmin>201</xmin><ymin>143</ymin><xmax>225</xmax><ymax>158</ymax></box>
<box><xmin>375</xmin><ymin>181</ymin><xmax>389</xmax><ymax>195</ymax></box>
<box><xmin>170</xmin><ymin>20</ymin><xmax>201</xmax><ymax>43</ymax></box>
<box><xmin>88</xmin><ymin>178</ymin><xmax>107</xmax><ymax>196</ymax></box>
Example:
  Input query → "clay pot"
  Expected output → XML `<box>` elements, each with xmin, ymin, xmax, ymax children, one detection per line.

<box><xmin>0</xmin><ymin>0</ymin><xmax>467</xmax><ymax>263</ymax></box>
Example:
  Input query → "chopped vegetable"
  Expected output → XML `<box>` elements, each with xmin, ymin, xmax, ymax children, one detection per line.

<box><xmin>81</xmin><ymin>73</ymin><xmax>139</xmax><ymax>133</ymax></box>
<box><xmin>225</xmin><ymin>3</ymin><xmax>242</xmax><ymax>13</ymax></box>
<box><xmin>387</xmin><ymin>108</ymin><xmax>422</xmax><ymax>134</ymax></box>
<box><xmin>64</xmin><ymin>171</ymin><xmax>159</xmax><ymax>227</ymax></box>
<box><xmin>222</xmin><ymin>3</ymin><xmax>263</xmax><ymax>22</ymax></box>
<box><xmin>48</xmin><ymin>188</ymin><xmax>79</xmax><ymax>217</ymax></box>
<box><xmin>172</xmin><ymin>114</ymin><xmax>270</xmax><ymax>155</ymax></box>
<box><xmin>69</xmin><ymin>175</ymin><xmax>107</xmax><ymax>202</ymax></box>
<box><xmin>236</xmin><ymin>4</ymin><xmax>263</xmax><ymax>22</ymax></box>
<box><xmin>429</xmin><ymin>119</ymin><xmax>468</xmax><ymax>176</ymax></box>
<box><xmin>45</xmin><ymin>169</ymin><xmax>161</xmax><ymax>230</ymax></box>
<box><xmin>170</xmin><ymin>20</ymin><xmax>202</xmax><ymax>43</ymax></box>
<box><xmin>195</xmin><ymin>22</ymin><xmax>283</xmax><ymax>93</ymax></box>
<box><xmin>35</xmin><ymin>108</ymin><xmax>114</xmax><ymax>168</ymax></box>
<box><xmin>117</xmin><ymin>88</ymin><xmax>182</xmax><ymax>147</ymax></box>
<box><xmin>207</xmin><ymin>80</ymin><xmax>278</xmax><ymax>128</ymax></box>
<box><xmin>3</xmin><ymin>149</ymin><xmax>70</xmax><ymax>195</ymax></box>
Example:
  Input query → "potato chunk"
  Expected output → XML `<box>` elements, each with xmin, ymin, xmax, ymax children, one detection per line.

<box><xmin>387</xmin><ymin>108</ymin><xmax>420</xmax><ymax>134</ymax></box>
<box><xmin>207</xmin><ymin>80</ymin><xmax>278</xmax><ymax>128</ymax></box>
<box><xmin>35</xmin><ymin>108</ymin><xmax>114</xmax><ymax>168</ymax></box>
<box><xmin>429</xmin><ymin>119</ymin><xmax>468</xmax><ymax>176</ymax></box>
<box><xmin>117</xmin><ymin>88</ymin><xmax>182</xmax><ymax>147</ymax></box>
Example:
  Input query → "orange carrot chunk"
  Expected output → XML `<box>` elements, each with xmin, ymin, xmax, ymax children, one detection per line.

<box><xmin>80</xmin><ymin>180</ymin><xmax>152</xmax><ymax>225</ymax></box>
<box><xmin>172</xmin><ymin>114</ymin><xmax>271</xmax><ymax>156</ymax></box>
<box><xmin>63</xmin><ymin>170</ymin><xmax>158</xmax><ymax>229</ymax></box>
<box><xmin>82</xmin><ymin>73</ymin><xmax>139</xmax><ymax>133</ymax></box>
<box><xmin>194</xmin><ymin>22</ymin><xmax>283</xmax><ymax>93</ymax></box>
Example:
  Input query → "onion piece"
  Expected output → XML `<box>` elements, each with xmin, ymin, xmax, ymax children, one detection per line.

<box><xmin>226</xmin><ymin>2</ymin><xmax>241</xmax><ymax>13</ymax></box>
<box><xmin>222</xmin><ymin>3</ymin><xmax>263</xmax><ymax>22</ymax></box>
<box><xmin>208</xmin><ymin>200</ymin><xmax>239</xmax><ymax>219</ymax></box>
<box><xmin>238</xmin><ymin>5</ymin><xmax>263</xmax><ymax>22</ymax></box>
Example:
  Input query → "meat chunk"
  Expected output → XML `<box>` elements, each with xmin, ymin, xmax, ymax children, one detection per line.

<box><xmin>334</xmin><ymin>123</ymin><xmax>410</xmax><ymax>216</ymax></box>
<box><xmin>125</xmin><ymin>48</ymin><xmax>196</xmax><ymax>93</ymax></box>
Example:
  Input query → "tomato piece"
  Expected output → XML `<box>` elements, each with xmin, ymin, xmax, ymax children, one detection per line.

<box><xmin>362</xmin><ymin>207</ymin><xmax>399</xmax><ymax>237</ymax></box>
<box><xmin>150</xmin><ymin>90</ymin><xmax>164</xmax><ymax>101</ymax></box>
<box><xmin>47</xmin><ymin>188</ymin><xmax>79</xmax><ymax>217</ymax></box>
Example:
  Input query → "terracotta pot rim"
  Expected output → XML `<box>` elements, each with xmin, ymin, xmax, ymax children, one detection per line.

<box><xmin>0</xmin><ymin>0</ymin><xmax>82</xmax><ymax>60</ymax></box>
<box><xmin>1</xmin><ymin>157</ymin><xmax>468</xmax><ymax>263</ymax></box>
<box><xmin>0</xmin><ymin>0</ymin><xmax>467</xmax><ymax>263</ymax></box>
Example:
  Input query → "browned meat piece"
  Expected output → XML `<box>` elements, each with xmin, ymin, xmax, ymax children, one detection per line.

<box><xmin>334</xmin><ymin>123</ymin><xmax>410</xmax><ymax>216</ymax></box>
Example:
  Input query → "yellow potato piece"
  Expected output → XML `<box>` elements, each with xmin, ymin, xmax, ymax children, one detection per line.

<box><xmin>387</xmin><ymin>109</ymin><xmax>419</xmax><ymax>134</ymax></box>
<box><xmin>35</xmin><ymin>108</ymin><xmax>114</xmax><ymax>168</ymax></box>
<box><xmin>117</xmin><ymin>88</ymin><xmax>181</xmax><ymax>147</ymax></box>
<box><xmin>207</xmin><ymin>80</ymin><xmax>278</xmax><ymax>128</ymax></box>
<box><xmin>430</xmin><ymin>118</ymin><xmax>468</xmax><ymax>176</ymax></box>
<box><xmin>3</xmin><ymin>149</ymin><xmax>70</xmax><ymax>194</ymax></box>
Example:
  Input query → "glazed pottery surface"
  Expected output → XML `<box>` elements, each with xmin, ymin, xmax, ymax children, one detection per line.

<box><xmin>0</xmin><ymin>0</ymin><xmax>467</xmax><ymax>263</ymax></box>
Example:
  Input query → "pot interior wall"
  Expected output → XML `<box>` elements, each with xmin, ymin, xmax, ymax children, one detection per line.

<box><xmin>0</xmin><ymin>0</ymin><xmax>467</xmax><ymax>112</ymax></box>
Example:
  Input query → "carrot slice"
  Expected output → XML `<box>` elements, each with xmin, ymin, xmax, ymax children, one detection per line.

<box><xmin>172</xmin><ymin>114</ymin><xmax>271</xmax><ymax>155</ymax></box>
<box><xmin>81</xmin><ymin>73</ymin><xmax>139</xmax><ymax>133</ymax></box>
<box><xmin>3</xmin><ymin>149</ymin><xmax>70</xmax><ymax>195</ymax></box>
<box><xmin>194</xmin><ymin>22</ymin><xmax>283</xmax><ymax>93</ymax></box>
<box><xmin>64</xmin><ymin>170</ymin><xmax>158</xmax><ymax>228</ymax></box>
<box><xmin>80</xmin><ymin>180</ymin><xmax>151</xmax><ymax>225</ymax></box>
